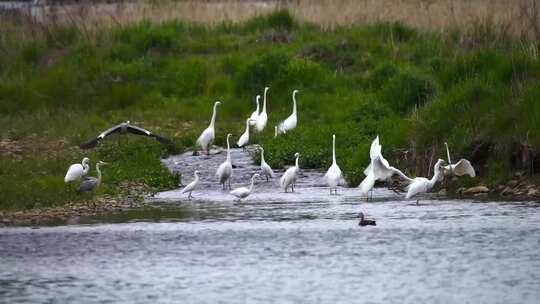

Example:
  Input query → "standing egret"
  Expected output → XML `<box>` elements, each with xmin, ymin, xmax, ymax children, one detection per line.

<box><xmin>359</xmin><ymin>136</ymin><xmax>410</xmax><ymax>199</ymax></box>
<box><xmin>278</xmin><ymin>89</ymin><xmax>299</xmax><ymax>134</ymax></box>
<box><xmin>230</xmin><ymin>173</ymin><xmax>260</xmax><ymax>201</ymax></box>
<box><xmin>65</xmin><ymin>157</ymin><xmax>90</xmax><ymax>183</ymax></box>
<box><xmin>405</xmin><ymin>159</ymin><xmax>446</xmax><ymax>204</ymax></box>
<box><xmin>324</xmin><ymin>134</ymin><xmax>342</xmax><ymax>194</ymax></box>
<box><xmin>77</xmin><ymin>161</ymin><xmax>108</xmax><ymax>193</ymax></box>
<box><xmin>249</xmin><ymin>95</ymin><xmax>260</xmax><ymax>126</ymax></box>
<box><xmin>196</xmin><ymin>101</ymin><xmax>221</xmax><ymax>155</ymax></box>
<box><xmin>216</xmin><ymin>133</ymin><xmax>233</xmax><ymax>189</ymax></box>
<box><xmin>280</xmin><ymin>152</ymin><xmax>300</xmax><ymax>193</ymax></box>
<box><xmin>237</xmin><ymin>118</ymin><xmax>255</xmax><ymax>150</ymax></box>
<box><xmin>181</xmin><ymin>170</ymin><xmax>200</xmax><ymax>200</ymax></box>
<box><xmin>255</xmin><ymin>87</ymin><xmax>269</xmax><ymax>133</ymax></box>
<box><xmin>80</xmin><ymin>121</ymin><xmax>173</xmax><ymax>149</ymax></box>
<box><xmin>259</xmin><ymin>147</ymin><xmax>274</xmax><ymax>181</ymax></box>
<box><xmin>441</xmin><ymin>142</ymin><xmax>476</xmax><ymax>178</ymax></box>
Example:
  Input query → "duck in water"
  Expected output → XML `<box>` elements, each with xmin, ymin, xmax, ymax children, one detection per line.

<box><xmin>357</xmin><ymin>212</ymin><xmax>376</xmax><ymax>226</ymax></box>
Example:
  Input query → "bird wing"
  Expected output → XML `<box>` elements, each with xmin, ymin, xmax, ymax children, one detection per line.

<box><xmin>452</xmin><ymin>159</ymin><xmax>476</xmax><ymax>177</ymax></box>
<box><xmin>369</xmin><ymin>136</ymin><xmax>381</xmax><ymax>160</ymax></box>
<box><xmin>79</xmin><ymin>138</ymin><xmax>100</xmax><ymax>150</ymax></box>
<box><xmin>98</xmin><ymin>123</ymin><xmax>125</xmax><ymax>138</ymax></box>
<box><xmin>358</xmin><ymin>173</ymin><xmax>376</xmax><ymax>197</ymax></box>
<box><xmin>372</xmin><ymin>156</ymin><xmax>414</xmax><ymax>183</ymax></box>
<box><xmin>65</xmin><ymin>164</ymin><xmax>83</xmax><ymax>182</ymax></box>
<box><xmin>77</xmin><ymin>177</ymin><xmax>98</xmax><ymax>193</ymax></box>
<box><xmin>79</xmin><ymin>122</ymin><xmax>125</xmax><ymax>149</ymax></box>
<box><xmin>152</xmin><ymin>134</ymin><xmax>174</xmax><ymax>146</ymax></box>
<box><xmin>126</xmin><ymin>124</ymin><xmax>151</xmax><ymax>136</ymax></box>
<box><xmin>230</xmin><ymin>187</ymin><xmax>248</xmax><ymax>197</ymax></box>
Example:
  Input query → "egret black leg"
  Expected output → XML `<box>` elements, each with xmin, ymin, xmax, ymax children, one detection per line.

<box><xmin>228</xmin><ymin>179</ymin><xmax>231</xmax><ymax>190</ymax></box>
<box><xmin>266</xmin><ymin>176</ymin><xmax>269</xmax><ymax>182</ymax></box>
<box><xmin>416</xmin><ymin>200</ymin><xmax>419</xmax><ymax>205</ymax></box>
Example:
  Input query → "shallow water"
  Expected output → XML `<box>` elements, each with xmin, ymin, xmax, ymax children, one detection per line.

<box><xmin>1</xmin><ymin>148</ymin><xmax>540</xmax><ymax>303</ymax></box>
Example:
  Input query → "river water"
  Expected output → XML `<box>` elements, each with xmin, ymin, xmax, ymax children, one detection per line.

<box><xmin>1</xmin><ymin>147</ymin><xmax>540</xmax><ymax>303</ymax></box>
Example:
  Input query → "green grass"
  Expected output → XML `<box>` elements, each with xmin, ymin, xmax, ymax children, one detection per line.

<box><xmin>1</xmin><ymin>10</ymin><xmax>540</xmax><ymax>210</ymax></box>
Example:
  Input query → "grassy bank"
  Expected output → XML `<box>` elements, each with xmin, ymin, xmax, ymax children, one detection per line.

<box><xmin>1</xmin><ymin>9</ymin><xmax>540</xmax><ymax>211</ymax></box>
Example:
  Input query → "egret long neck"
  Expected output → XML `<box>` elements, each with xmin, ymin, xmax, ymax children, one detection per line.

<box><xmin>249</xmin><ymin>176</ymin><xmax>256</xmax><ymax>192</ymax></box>
<box><xmin>428</xmin><ymin>163</ymin><xmax>441</xmax><ymax>187</ymax></box>
<box><xmin>445</xmin><ymin>143</ymin><xmax>452</xmax><ymax>164</ymax></box>
<box><xmin>245</xmin><ymin>119</ymin><xmax>250</xmax><ymax>133</ymax></box>
<box><xmin>226</xmin><ymin>136</ymin><xmax>231</xmax><ymax>162</ymax></box>
<box><xmin>261</xmin><ymin>149</ymin><xmax>265</xmax><ymax>163</ymax></box>
<box><xmin>292</xmin><ymin>92</ymin><xmax>297</xmax><ymax>114</ymax></box>
<box><xmin>263</xmin><ymin>89</ymin><xmax>268</xmax><ymax>112</ymax></box>
<box><xmin>295</xmin><ymin>155</ymin><xmax>299</xmax><ymax>169</ymax></box>
<box><xmin>96</xmin><ymin>164</ymin><xmax>102</xmax><ymax>186</ymax></box>
<box><xmin>332</xmin><ymin>136</ymin><xmax>336</xmax><ymax>165</ymax></box>
<box><xmin>210</xmin><ymin>104</ymin><xmax>218</xmax><ymax>127</ymax></box>
<box><xmin>255</xmin><ymin>98</ymin><xmax>260</xmax><ymax>113</ymax></box>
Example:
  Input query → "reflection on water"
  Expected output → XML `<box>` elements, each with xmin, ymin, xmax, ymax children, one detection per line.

<box><xmin>1</xmin><ymin>197</ymin><xmax>540</xmax><ymax>303</ymax></box>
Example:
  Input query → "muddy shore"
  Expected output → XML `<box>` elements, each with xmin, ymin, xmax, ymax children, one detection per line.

<box><xmin>2</xmin><ymin>147</ymin><xmax>539</xmax><ymax>227</ymax></box>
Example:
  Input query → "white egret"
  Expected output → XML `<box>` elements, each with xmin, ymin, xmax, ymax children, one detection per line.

<box><xmin>324</xmin><ymin>134</ymin><xmax>342</xmax><ymax>194</ymax></box>
<box><xmin>181</xmin><ymin>170</ymin><xmax>200</xmax><ymax>200</ymax></box>
<box><xmin>237</xmin><ymin>118</ymin><xmax>255</xmax><ymax>150</ymax></box>
<box><xmin>259</xmin><ymin>146</ymin><xmax>274</xmax><ymax>181</ymax></box>
<box><xmin>277</xmin><ymin>89</ymin><xmax>299</xmax><ymax>134</ymax></box>
<box><xmin>80</xmin><ymin>121</ymin><xmax>172</xmax><ymax>149</ymax></box>
<box><xmin>280</xmin><ymin>152</ymin><xmax>300</xmax><ymax>192</ymax></box>
<box><xmin>77</xmin><ymin>161</ymin><xmax>108</xmax><ymax>193</ymax></box>
<box><xmin>405</xmin><ymin>158</ymin><xmax>446</xmax><ymax>204</ymax></box>
<box><xmin>196</xmin><ymin>101</ymin><xmax>221</xmax><ymax>155</ymax></box>
<box><xmin>359</xmin><ymin>136</ymin><xmax>411</xmax><ymax>199</ymax></box>
<box><xmin>230</xmin><ymin>173</ymin><xmax>260</xmax><ymax>201</ymax></box>
<box><xmin>249</xmin><ymin>95</ymin><xmax>260</xmax><ymax>126</ymax></box>
<box><xmin>441</xmin><ymin>142</ymin><xmax>476</xmax><ymax>178</ymax></box>
<box><xmin>65</xmin><ymin>157</ymin><xmax>90</xmax><ymax>183</ymax></box>
<box><xmin>216</xmin><ymin>133</ymin><xmax>233</xmax><ymax>189</ymax></box>
<box><xmin>255</xmin><ymin>87</ymin><xmax>269</xmax><ymax>132</ymax></box>
<box><xmin>274</xmin><ymin>126</ymin><xmax>278</xmax><ymax>138</ymax></box>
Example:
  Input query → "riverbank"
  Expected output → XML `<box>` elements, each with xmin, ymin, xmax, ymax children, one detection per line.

<box><xmin>1</xmin><ymin>9</ymin><xmax>540</xmax><ymax>218</ymax></box>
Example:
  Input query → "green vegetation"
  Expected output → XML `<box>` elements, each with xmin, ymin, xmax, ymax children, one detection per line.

<box><xmin>1</xmin><ymin>10</ymin><xmax>539</xmax><ymax>210</ymax></box>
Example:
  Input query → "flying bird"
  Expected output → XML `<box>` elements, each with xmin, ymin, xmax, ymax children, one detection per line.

<box><xmin>65</xmin><ymin>157</ymin><xmax>90</xmax><ymax>183</ymax></box>
<box><xmin>196</xmin><ymin>101</ymin><xmax>222</xmax><ymax>155</ymax></box>
<box><xmin>80</xmin><ymin>121</ymin><xmax>172</xmax><ymax>149</ymax></box>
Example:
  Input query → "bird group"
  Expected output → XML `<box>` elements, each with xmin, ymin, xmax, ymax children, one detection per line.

<box><xmin>65</xmin><ymin>86</ymin><xmax>476</xmax><ymax>203</ymax></box>
<box><xmin>181</xmin><ymin>86</ymin><xmax>475</xmax><ymax>203</ymax></box>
